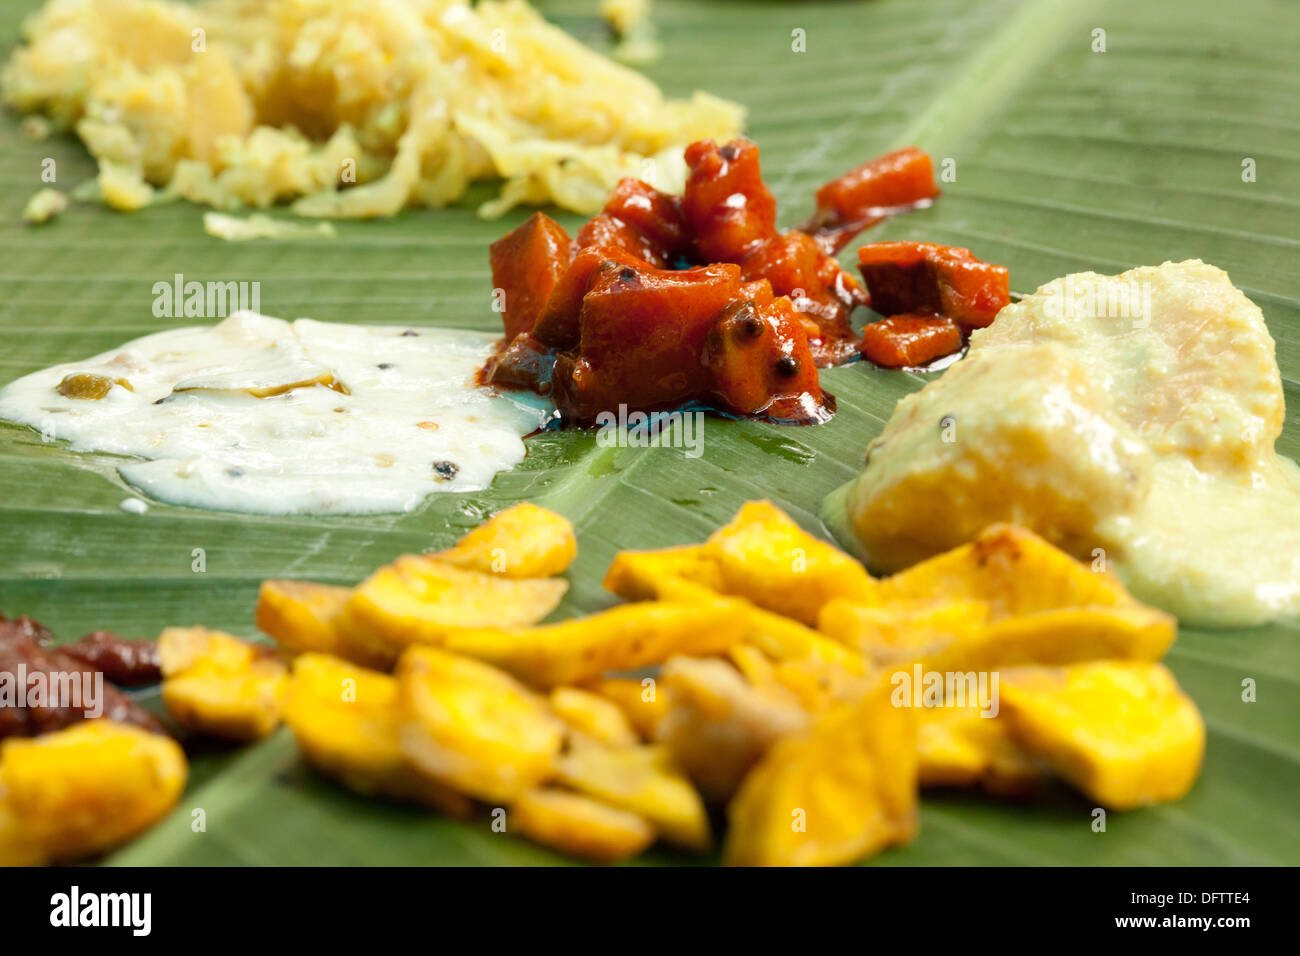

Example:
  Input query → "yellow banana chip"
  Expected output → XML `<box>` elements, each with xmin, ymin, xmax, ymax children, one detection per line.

<box><xmin>283</xmin><ymin>653</ymin><xmax>471</xmax><ymax>816</ymax></box>
<box><xmin>158</xmin><ymin>627</ymin><xmax>287</xmax><ymax>741</ymax></box>
<box><xmin>724</xmin><ymin>675</ymin><xmax>917</xmax><ymax>866</ymax></box>
<box><xmin>657</xmin><ymin>655</ymin><xmax>809</xmax><ymax>802</ymax></box>
<box><xmin>438</xmin><ymin>600</ymin><xmax>749</xmax><ymax>687</ymax></box>
<box><xmin>341</xmin><ymin>557</ymin><xmax>568</xmax><ymax>666</ymax></box>
<box><xmin>554</xmin><ymin>733</ymin><xmax>711</xmax><ymax>852</ymax></box>
<box><xmin>510</xmin><ymin>788</ymin><xmax>655</xmax><ymax>863</ymax></box>
<box><xmin>917</xmin><ymin>705</ymin><xmax>1042</xmax><ymax>796</ymax></box>
<box><xmin>585</xmin><ymin>677</ymin><xmax>667</xmax><ymax>740</ymax></box>
<box><xmin>398</xmin><ymin>645</ymin><xmax>563</xmax><ymax>803</ymax></box>
<box><xmin>703</xmin><ymin>500</ymin><xmax>877</xmax><ymax>625</ymax></box>
<box><xmin>435</xmin><ymin>502</ymin><xmax>577</xmax><ymax>578</ymax></box>
<box><xmin>549</xmin><ymin>687</ymin><xmax>639</xmax><ymax>748</ymax></box>
<box><xmin>256</xmin><ymin>579</ymin><xmax>357</xmax><ymax>659</ymax></box>
<box><xmin>1000</xmin><ymin>661</ymin><xmax>1205</xmax><ymax>810</ymax></box>
<box><xmin>0</xmin><ymin>721</ymin><xmax>186</xmax><ymax>863</ymax></box>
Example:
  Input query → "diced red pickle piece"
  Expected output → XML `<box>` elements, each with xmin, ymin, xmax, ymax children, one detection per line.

<box><xmin>683</xmin><ymin>139</ymin><xmax>778</xmax><ymax>263</ymax></box>
<box><xmin>859</xmin><ymin>313</ymin><xmax>963</xmax><ymax>369</ymax></box>
<box><xmin>705</xmin><ymin>296</ymin><xmax>834</xmax><ymax>424</ymax></box>
<box><xmin>489</xmin><ymin>213</ymin><xmax>573</xmax><ymax>341</ymax></box>
<box><xmin>857</xmin><ymin>241</ymin><xmax>1009</xmax><ymax>329</ymax></box>
<box><xmin>806</xmin><ymin>147</ymin><xmax>939</xmax><ymax>252</ymax></box>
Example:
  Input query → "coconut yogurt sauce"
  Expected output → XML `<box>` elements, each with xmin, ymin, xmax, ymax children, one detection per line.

<box><xmin>0</xmin><ymin>312</ymin><xmax>552</xmax><ymax>515</ymax></box>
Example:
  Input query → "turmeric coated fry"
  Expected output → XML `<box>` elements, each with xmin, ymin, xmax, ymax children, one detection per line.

<box><xmin>158</xmin><ymin>627</ymin><xmax>287</xmax><ymax>741</ymax></box>
<box><xmin>342</xmin><ymin>557</ymin><xmax>569</xmax><ymax>665</ymax></box>
<box><xmin>398</xmin><ymin>645</ymin><xmax>563</xmax><ymax>803</ymax></box>
<box><xmin>282</xmin><ymin>653</ymin><xmax>471</xmax><ymax>816</ymax></box>
<box><xmin>999</xmin><ymin>662</ymin><xmax>1204</xmax><ymax>810</ymax></box>
<box><xmin>554</xmin><ymin>733</ymin><xmax>711</xmax><ymax>852</ymax></box>
<box><xmin>434</xmin><ymin>502</ymin><xmax>577</xmax><ymax>578</ymax></box>
<box><xmin>0</xmin><ymin>721</ymin><xmax>186</xmax><ymax>864</ymax></box>
<box><xmin>510</xmin><ymin>788</ymin><xmax>655</xmax><ymax>863</ymax></box>
<box><xmin>724</xmin><ymin>675</ymin><xmax>917</xmax><ymax>866</ymax></box>
<box><xmin>439</xmin><ymin>600</ymin><xmax>749</xmax><ymax>687</ymax></box>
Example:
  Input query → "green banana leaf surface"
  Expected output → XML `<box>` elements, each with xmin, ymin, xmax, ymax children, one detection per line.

<box><xmin>0</xmin><ymin>0</ymin><xmax>1297</xmax><ymax>865</ymax></box>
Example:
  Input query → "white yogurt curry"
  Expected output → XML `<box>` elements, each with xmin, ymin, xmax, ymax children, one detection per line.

<box><xmin>0</xmin><ymin>312</ymin><xmax>551</xmax><ymax>515</ymax></box>
<box><xmin>824</xmin><ymin>260</ymin><xmax>1300</xmax><ymax>627</ymax></box>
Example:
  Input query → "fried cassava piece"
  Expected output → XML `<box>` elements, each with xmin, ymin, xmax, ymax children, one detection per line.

<box><xmin>247</xmin><ymin>499</ymin><xmax>1203</xmax><ymax>867</ymax></box>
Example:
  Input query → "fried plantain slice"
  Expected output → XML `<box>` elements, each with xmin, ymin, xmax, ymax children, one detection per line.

<box><xmin>656</xmin><ymin>655</ymin><xmax>810</xmax><ymax>802</ymax></box>
<box><xmin>724</xmin><ymin>674</ymin><xmax>918</xmax><ymax>866</ymax></box>
<box><xmin>0</xmin><ymin>720</ymin><xmax>186</xmax><ymax>863</ymax></box>
<box><xmin>341</xmin><ymin>557</ymin><xmax>569</xmax><ymax>666</ymax></box>
<box><xmin>158</xmin><ymin>627</ymin><xmax>287</xmax><ymax>741</ymax></box>
<box><xmin>916</xmin><ymin>705</ymin><xmax>1043</xmax><ymax>796</ymax></box>
<box><xmin>510</xmin><ymin>788</ymin><xmax>655</xmax><ymax>863</ymax></box>
<box><xmin>585</xmin><ymin>677</ymin><xmax>669</xmax><ymax>740</ymax></box>
<box><xmin>438</xmin><ymin>600</ymin><xmax>750</xmax><ymax>687</ymax></box>
<box><xmin>397</xmin><ymin>645</ymin><xmax>563</xmax><ymax>803</ymax></box>
<box><xmin>999</xmin><ymin>661</ymin><xmax>1205</xmax><ymax>810</ymax></box>
<box><xmin>602</xmin><ymin>544</ymin><xmax>725</xmax><ymax>602</ymax></box>
<box><xmin>554</xmin><ymin>733</ymin><xmax>712</xmax><ymax>852</ymax></box>
<box><xmin>549</xmin><ymin>687</ymin><xmax>639</xmax><ymax>748</ymax></box>
<box><xmin>256</xmin><ymin>579</ymin><xmax>362</xmax><ymax>658</ymax></box>
<box><xmin>702</xmin><ymin>500</ymin><xmax>877</xmax><ymax>625</ymax></box>
<box><xmin>434</xmin><ymin>502</ymin><xmax>577</xmax><ymax>578</ymax></box>
<box><xmin>282</xmin><ymin>653</ymin><xmax>471</xmax><ymax>816</ymax></box>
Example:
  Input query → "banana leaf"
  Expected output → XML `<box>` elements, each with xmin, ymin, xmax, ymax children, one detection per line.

<box><xmin>0</xmin><ymin>0</ymin><xmax>1296</xmax><ymax>865</ymax></box>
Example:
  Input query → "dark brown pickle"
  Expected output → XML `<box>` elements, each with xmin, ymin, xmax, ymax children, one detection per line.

<box><xmin>59</xmin><ymin>630</ymin><xmax>162</xmax><ymax>686</ymax></box>
<box><xmin>0</xmin><ymin>616</ymin><xmax>165</xmax><ymax>738</ymax></box>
